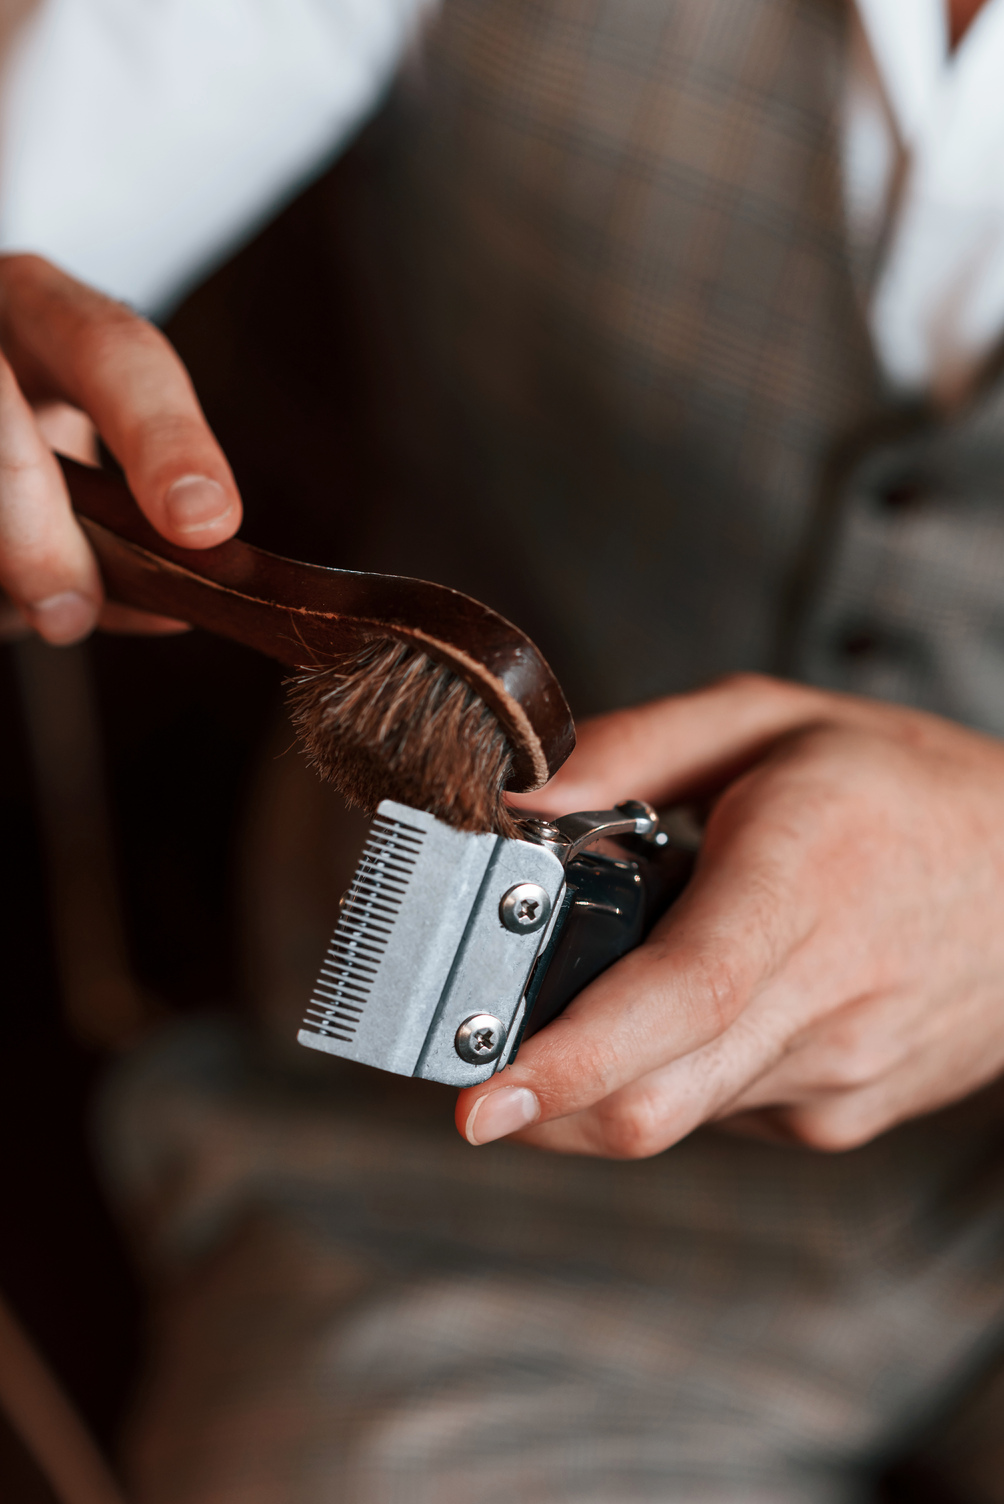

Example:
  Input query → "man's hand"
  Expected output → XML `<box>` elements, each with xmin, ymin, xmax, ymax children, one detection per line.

<box><xmin>456</xmin><ymin>675</ymin><xmax>1004</xmax><ymax>1156</ymax></box>
<box><xmin>0</xmin><ymin>254</ymin><xmax>241</xmax><ymax>643</ymax></box>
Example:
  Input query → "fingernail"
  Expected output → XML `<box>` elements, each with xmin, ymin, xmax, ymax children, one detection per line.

<box><xmin>465</xmin><ymin>1087</ymin><xmax>540</xmax><ymax>1146</ymax></box>
<box><xmin>27</xmin><ymin>590</ymin><xmax>97</xmax><ymax>645</ymax></box>
<box><xmin>164</xmin><ymin>475</ymin><xmax>232</xmax><ymax>535</ymax></box>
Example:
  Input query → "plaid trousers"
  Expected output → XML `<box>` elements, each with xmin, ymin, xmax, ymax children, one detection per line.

<box><xmin>104</xmin><ymin>1013</ymin><xmax>1004</xmax><ymax>1504</ymax></box>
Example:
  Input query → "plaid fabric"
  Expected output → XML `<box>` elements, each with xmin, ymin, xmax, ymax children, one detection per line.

<box><xmin>102</xmin><ymin>1020</ymin><xmax>1004</xmax><ymax>1504</ymax></box>
<box><xmin>352</xmin><ymin>0</ymin><xmax>1004</xmax><ymax>731</ymax></box>
<box><xmin>795</xmin><ymin>387</ymin><xmax>1004</xmax><ymax>733</ymax></box>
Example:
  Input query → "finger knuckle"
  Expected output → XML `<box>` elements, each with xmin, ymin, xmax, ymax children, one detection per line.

<box><xmin>82</xmin><ymin>305</ymin><xmax>160</xmax><ymax>369</ymax></box>
<box><xmin>810</xmin><ymin>1046</ymin><xmax>880</xmax><ymax>1093</ymax></box>
<box><xmin>535</xmin><ymin>1024</ymin><xmax>617</xmax><ymax>1105</ymax></box>
<box><xmin>566</xmin><ymin>1033</ymin><xmax>621</xmax><ymax>1101</ymax></box>
<box><xmin>707</xmin><ymin>670</ymin><xmax>821</xmax><ymax>713</ymax></box>
<box><xmin>0</xmin><ymin>508</ymin><xmax>92</xmax><ymax>598</ymax></box>
<box><xmin>678</xmin><ymin>948</ymin><xmax>748</xmax><ymax>1037</ymax></box>
<box><xmin>804</xmin><ymin>1013</ymin><xmax>900</xmax><ymax>1092</ymax></box>
<box><xmin>0</xmin><ymin>252</ymin><xmax>52</xmax><ymax>292</ymax></box>
<box><xmin>0</xmin><ymin>256</ymin><xmax>146</xmax><ymax>349</ymax></box>
<box><xmin>785</xmin><ymin>1104</ymin><xmax>878</xmax><ymax>1153</ymax></box>
<box><xmin>706</xmin><ymin>671</ymin><xmax>778</xmax><ymax>705</ymax></box>
<box><xmin>595</xmin><ymin>1097</ymin><xmax>663</xmax><ymax>1159</ymax></box>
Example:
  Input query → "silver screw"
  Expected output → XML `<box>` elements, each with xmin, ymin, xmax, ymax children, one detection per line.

<box><xmin>523</xmin><ymin>819</ymin><xmax>562</xmax><ymax>838</ymax></box>
<box><xmin>519</xmin><ymin>819</ymin><xmax>571</xmax><ymax>858</ymax></box>
<box><xmin>455</xmin><ymin>1014</ymin><xmax>507</xmax><ymax>1065</ymax></box>
<box><xmin>499</xmin><ymin>882</ymin><xmax>551</xmax><ymax>934</ymax></box>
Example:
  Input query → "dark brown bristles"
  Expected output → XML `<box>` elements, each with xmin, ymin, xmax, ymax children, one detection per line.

<box><xmin>286</xmin><ymin>638</ymin><xmax>525</xmax><ymax>839</ymax></box>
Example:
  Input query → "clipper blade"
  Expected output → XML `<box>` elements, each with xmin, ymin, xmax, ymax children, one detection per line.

<box><xmin>298</xmin><ymin>799</ymin><xmax>565</xmax><ymax>1085</ymax></box>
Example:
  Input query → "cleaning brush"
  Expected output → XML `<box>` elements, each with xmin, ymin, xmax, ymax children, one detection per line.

<box><xmin>60</xmin><ymin>456</ymin><xmax>575</xmax><ymax>835</ymax></box>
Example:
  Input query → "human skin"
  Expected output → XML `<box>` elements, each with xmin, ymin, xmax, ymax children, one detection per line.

<box><xmin>456</xmin><ymin>675</ymin><xmax>1004</xmax><ymax>1156</ymax></box>
<box><xmin>950</xmin><ymin>0</ymin><xmax>990</xmax><ymax>50</ymax></box>
<box><xmin>8</xmin><ymin>258</ymin><xmax>1004</xmax><ymax>1163</ymax></box>
<box><xmin>0</xmin><ymin>254</ymin><xmax>241</xmax><ymax>643</ymax></box>
<box><xmin>453</xmin><ymin>0</ymin><xmax>999</xmax><ymax>1160</ymax></box>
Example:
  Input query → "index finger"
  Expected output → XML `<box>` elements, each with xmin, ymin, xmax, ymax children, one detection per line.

<box><xmin>458</xmin><ymin>762</ymin><xmax>818</xmax><ymax>1152</ymax></box>
<box><xmin>0</xmin><ymin>255</ymin><xmax>240</xmax><ymax>548</ymax></box>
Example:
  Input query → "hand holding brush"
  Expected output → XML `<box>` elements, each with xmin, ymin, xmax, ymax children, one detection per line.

<box><xmin>0</xmin><ymin>254</ymin><xmax>573</xmax><ymax>832</ymax></box>
<box><xmin>60</xmin><ymin>453</ymin><xmax>575</xmax><ymax>833</ymax></box>
<box><xmin>0</xmin><ymin>255</ymin><xmax>697</xmax><ymax>1147</ymax></box>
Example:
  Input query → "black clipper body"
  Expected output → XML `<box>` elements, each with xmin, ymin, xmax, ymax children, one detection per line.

<box><xmin>297</xmin><ymin>800</ymin><xmax>699</xmax><ymax>1086</ymax></box>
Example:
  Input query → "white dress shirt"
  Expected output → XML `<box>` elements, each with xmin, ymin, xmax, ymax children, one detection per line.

<box><xmin>0</xmin><ymin>0</ymin><xmax>428</xmax><ymax>315</ymax></box>
<box><xmin>845</xmin><ymin>0</ymin><xmax>1004</xmax><ymax>403</ymax></box>
<box><xmin>2</xmin><ymin>0</ymin><xmax>1004</xmax><ymax>406</ymax></box>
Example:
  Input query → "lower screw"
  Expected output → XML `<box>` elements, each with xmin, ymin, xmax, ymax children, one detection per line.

<box><xmin>455</xmin><ymin>1013</ymin><xmax>507</xmax><ymax>1065</ymax></box>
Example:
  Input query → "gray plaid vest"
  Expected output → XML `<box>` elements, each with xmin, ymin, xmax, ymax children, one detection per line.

<box><xmin>355</xmin><ymin>0</ymin><xmax>1004</xmax><ymax>732</ymax></box>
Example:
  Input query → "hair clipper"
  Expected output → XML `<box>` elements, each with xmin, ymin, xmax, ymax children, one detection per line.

<box><xmin>297</xmin><ymin>800</ymin><xmax>700</xmax><ymax>1085</ymax></box>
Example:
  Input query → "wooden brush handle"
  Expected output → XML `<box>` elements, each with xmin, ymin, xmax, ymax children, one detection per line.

<box><xmin>60</xmin><ymin>455</ymin><xmax>575</xmax><ymax>790</ymax></box>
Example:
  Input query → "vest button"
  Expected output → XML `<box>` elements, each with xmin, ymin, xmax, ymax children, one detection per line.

<box><xmin>876</xmin><ymin>477</ymin><xmax>926</xmax><ymax>512</ymax></box>
<box><xmin>838</xmin><ymin>629</ymin><xmax>880</xmax><ymax>659</ymax></box>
